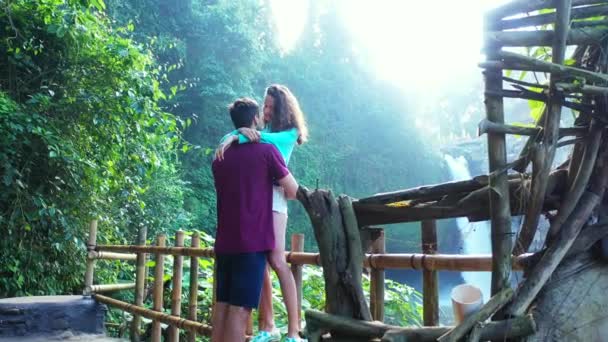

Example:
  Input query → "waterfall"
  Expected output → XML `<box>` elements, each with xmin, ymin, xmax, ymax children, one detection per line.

<box><xmin>443</xmin><ymin>154</ymin><xmax>492</xmax><ymax>303</ymax></box>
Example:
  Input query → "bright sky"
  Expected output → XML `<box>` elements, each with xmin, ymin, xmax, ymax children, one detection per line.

<box><xmin>270</xmin><ymin>0</ymin><xmax>511</xmax><ymax>89</ymax></box>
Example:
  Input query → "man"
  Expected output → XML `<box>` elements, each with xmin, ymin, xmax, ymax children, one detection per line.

<box><xmin>211</xmin><ymin>98</ymin><xmax>298</xmax><ymax>342</ymax></box>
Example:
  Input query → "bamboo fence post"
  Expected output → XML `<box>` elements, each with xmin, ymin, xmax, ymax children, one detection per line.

<box><xmin>130</xmin><ymin>226</ymin><xmax>147</xmax><ymax>342</ymax></box>
<box><xmin>169</xmin><ymin>231</ymin><xmax>185</xmax><ymax>342</ymax></box>
<box><xmin>152</xmin><ymin>234</ymin><xmax>166</xmax><ymax>342</ymax></box>
<box><xmin>84</xmin><ymin>220</ymin><xmax>98</xmax><ymax>296</ymax></box>
<box><xmin>370</xmin><ymin>229</ymin><xmax>385</xmax><ymax>322</ymax></box>
<box><xmin>483</xmin><ymin>13</ymin><xmax>512</xmax><ymax>306</ymax></box>
<box><xmin>291</xmin><ymin>233</ymin><xmax>305</xmax><ymax>325</ymax></box>
<box><xmin>187</xmin><ymin>232</ymin><xmax>200</xmax><ymax>342</ymax></box>
<box><xmin>211</xmin><ymin>261</ymin><xmax>217</xmax><ymax>322</ymax></box>
<box><xmin>421</xmin><ymin>220</ymin><xmax>438</xmax><ymax>326</ymax></box>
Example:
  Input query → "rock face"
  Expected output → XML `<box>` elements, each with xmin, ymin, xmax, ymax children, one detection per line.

<box><xmin>0</xmin><ymin>295</ymin><xmax>106</xmax><ymax>339</ymax></box>
<box><xmin>524</xmin><ymin>252</ymin><xmax>608</xmax><ymax>341</ymax></box>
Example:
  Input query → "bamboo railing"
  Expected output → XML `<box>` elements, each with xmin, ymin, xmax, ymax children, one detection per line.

<box><xmin>84</xmin><ymin>220</ymin><xmax>533</xmax><ymax>341</ymax></box>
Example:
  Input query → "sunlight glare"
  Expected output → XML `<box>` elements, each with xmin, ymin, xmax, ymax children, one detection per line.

<box><xmin>269</xmin><ymin>0</ymin><xmax>309</xmax><ymax>52</ymax></box>
<box><xmin>271</xmin><ymin>0</ymin><xmax>511</xmax><ymax>89</ymax></box>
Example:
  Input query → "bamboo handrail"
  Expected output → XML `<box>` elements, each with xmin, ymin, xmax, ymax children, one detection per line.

<box><xmin>96</xmin><ymin>245</ymin><xmax>215</xmax><ymax>257</ymax></box>
<box><xmin>90</xmin><ymin>283</ymin><xmax>136</xmax><ymax>293</ymax></box>
<box><xmin>93</xmin><ymin>294</ymin><xmax>212</xmax><ymax>336</ymax></box>
<box><xmin>97</xmin><ymin>243</ymin><xmax>530</xmax><ymax>271</ymax></box>
<box><xmin>88</xmin><ymin>251</ymin><xmax>137</xmax><ymax>261</ymax></box>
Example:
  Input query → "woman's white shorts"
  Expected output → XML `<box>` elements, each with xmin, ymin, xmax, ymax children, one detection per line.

<box><xmin>272</xmin><ymin>186</ymin><xmax>288</xmax><ymax>214</ymax></box>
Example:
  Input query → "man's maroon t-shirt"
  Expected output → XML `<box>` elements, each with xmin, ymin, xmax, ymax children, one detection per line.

<box><xmin>212</xmin><ymin>143</ymin><xmax>289</xmax><ymax>254</ymax></box>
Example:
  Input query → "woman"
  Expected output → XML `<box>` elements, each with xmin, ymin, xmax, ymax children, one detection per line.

<box><xmin>215</xmin><ymin>84</ymin><xmax>308</xmax><ymax>342</ymax></box>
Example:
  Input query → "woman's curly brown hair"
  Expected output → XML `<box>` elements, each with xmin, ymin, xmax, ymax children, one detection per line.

<box><xmin>266</xmin><ymin>84</ymin><xmax>309</xmax><ymax>144</ymax></box>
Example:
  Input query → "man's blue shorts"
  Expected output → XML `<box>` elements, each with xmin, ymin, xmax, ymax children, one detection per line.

<box><xmin>215</xmin><ymin>251</ymin><xmax>267</xmax><ymax>309</ymax></box>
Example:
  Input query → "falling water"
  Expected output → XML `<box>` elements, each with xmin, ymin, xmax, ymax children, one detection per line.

<box><xmin>443</xmin><ymin>154</ymin><xmax>492</xmax><ymax>303</ymax></box>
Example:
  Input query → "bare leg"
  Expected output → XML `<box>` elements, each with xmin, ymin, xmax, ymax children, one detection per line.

<box><xmin>211</xmin><ymin>302</ymin><xmax>229</xmax><ymax>342</ymax></box>
<box><xmin>224</xmin><ymin>305</ymin><xmax>252</xmax><ymax>342</ymax></box>
<box><xmin>267</xmin><ymin>212</ymin><xmax>299</xmax><ymax>338</ymax></box>
<box><xmin>257</xmin><ymin>266</ymin><xmax>275</xmax><ymax>331</ymax></box>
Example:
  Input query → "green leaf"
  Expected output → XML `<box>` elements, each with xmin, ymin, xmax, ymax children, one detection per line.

<box><xmin>91</xmin><ymin>0</ymin><xmax>106</xmax><ymax>11</ymax></box>
<box><xmin>528</xmin><ymin>100</ymin><xmax>545</xmax><ymax>122</ymax></box>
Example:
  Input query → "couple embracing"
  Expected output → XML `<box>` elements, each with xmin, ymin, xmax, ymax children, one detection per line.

<box><xmin>211</xmin><ymin>84</ymin><xmax>308</xmax><ymax>342</ymax></box>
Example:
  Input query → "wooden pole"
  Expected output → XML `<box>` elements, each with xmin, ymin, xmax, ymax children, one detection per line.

<box><xmin>370</xmin><ymin>229</ymin><xmax>385</xmax><ymax>322</ymax></box>
<box><xmin>291</xmin><ymin>233</ymin><xmax>305</xmax><ymax>325</ymax></box>
<box><xmin>483</xmin><ymin>15</ymin><xmax>513</xmax><ymax>302</ymax></box>
<box><xmin>487</xmin><ymin>0</ymin><xmax>598</xmax><ymax>21</ymax></box>
<box><xmin>421</xmin><ymin>220</ymin><xmax>438</xmax><ymax>326</ymax></box>
<box><xmin>485</xmin><ymin>27</ymin><xmax>608</xmax><ymax>47</ymax></box>
<box><xmin>152</xmin><ymin>234</ymin><xmax>166</xmax><ymax>342</ymax></box>
<box><xmin>506</xmin><ymin>147</ymin><xmax>608</xmax><ymax>316</ymax></box>
<box><xmin>515</xmin><ymin>0</ymin><xmax>572</xmax><ymax>257</ymax></box>
<box><xmin>304</xmin><ymin>309</ymin><xmax>536</xmax><ymax>341</ymax></box>
<box><xmin>494</xmin><ymin>4</ymin><xmax>608</xmax><ymax>30</ymax></box>
<box><xmin>187</xmin><ymin>232</ymin><xmax>200</xmax><ymax>342</ymax></box>
<box><xmin>296</xmin><ymin>188</ymin><xmax>371</xmax><ymax>321</ymax></box>
<box><xmin>131</xmin><ymin>226</ymin><xmax>147</xmax><ymax>342</ymax></box>
<box><xmin>169</xmin><ymin>231</ymin><xmax>185</xmax><ymax>342</ymax></box>
<box><xmin>84</xmin><ymin>220</ymin><xmax>98</xmax><ymax>296</ymax></box>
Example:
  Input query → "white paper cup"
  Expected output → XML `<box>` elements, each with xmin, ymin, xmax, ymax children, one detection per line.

<box><xmin>451</xmin><ymin>284</ymin><xmax>483</xmax><ymax>324</ymax></box>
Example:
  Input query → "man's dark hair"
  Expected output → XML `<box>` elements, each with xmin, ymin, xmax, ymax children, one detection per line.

<box><xmin>229</xmin><ymin>98</ymin><xmax>259</xmax><ymax>129</ymax></box>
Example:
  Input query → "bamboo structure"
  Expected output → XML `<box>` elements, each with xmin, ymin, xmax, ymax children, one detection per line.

<box><xmin>291</xmin><ymin>0</ymin><xmax>608</xmax><ymax>340</ymax></box>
